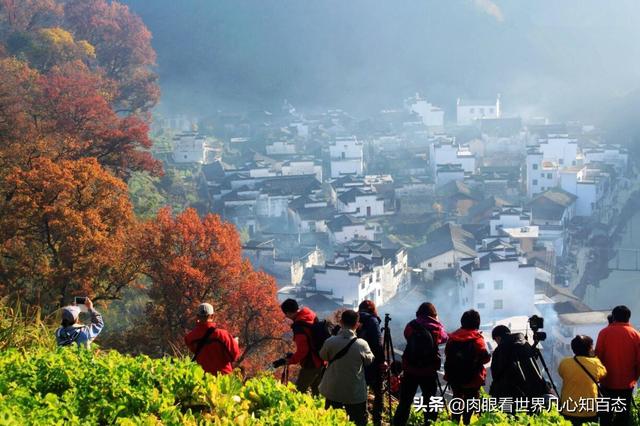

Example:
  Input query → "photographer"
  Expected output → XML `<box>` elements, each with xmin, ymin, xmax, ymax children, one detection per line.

<box><xmin>444</xmin><ymin>310</ymin><xmax>491</xmax><ymax>425</ymax></box>
<box><xmin>273</xmin><ymin>299</ymin><xmax>325</xmax><ymax>395</ymax></box>
<box><xmin>595</xmin><ymin>305</ymin><xmax>640</xmax><ymax>426</ymax></box>
<box><xmin>558</xmin><ymin>335</ymin><xmax>606</xmax><ymax>425</ymax></box>
<box><xmin>393</xmin><ymin>302</ymin><xmax>448</xmax><ymax>426</ymax></box>
<box><xmin>185</xmin><ymin>303</ymin><xmax>240</xmax><ymax>376</ymax></box>
<box><xmin>319</xmin><ymin>309</ymin><xmax>375</xmax><ymax>426</ymax></box>
<box><xmin>357</xmin><ymin>300</ymin><xmax>384</xmax><ymax>426</ymax></box>
<box><xmin>55</xmin><ymin>298</ymin><xmax>104</xmax><ymax>348</ymax></box>
<box><xmin>489</xmin><ymin>325</ymin><xmax>548</xmax><ymax>403</ymax></box>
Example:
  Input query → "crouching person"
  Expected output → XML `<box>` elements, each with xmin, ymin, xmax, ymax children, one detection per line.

<box><xmin>319</xmin><ymin>309</ymin><xmax>375</xmax><ymax>426</ymax></box>
<box><xmin>185</xmin><ymin>303</ymin><xmax>240</xmax><ymax>376</ymax></box>
<box><xmin>56</xmin><ymin>298</ymin><xmax>104</xmax><ymax>348</ymax></box>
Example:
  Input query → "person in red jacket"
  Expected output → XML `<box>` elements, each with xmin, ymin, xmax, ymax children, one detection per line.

<box><xmin>394</xmin><ymin>302</ymin><xmax>449</xmax><ymax>426</ymax></box>
<box><xmin>273</xmin><ymin>299</ymin><xmax>325</xmax><ymax>395</ymax></box>
<box><xmin>444</xmin><ymin>309</ymin><xmax>491</xmax><ymax>425</ymax></box>
<box><xmin>595</xmin><ymin>305</ymin><xmax>640</xmax><ymax>426</ymax></box>
<box><xmin>185</xmin><ymin>303</ymin><xmax>240</xmax><ymax>376</ymax></box>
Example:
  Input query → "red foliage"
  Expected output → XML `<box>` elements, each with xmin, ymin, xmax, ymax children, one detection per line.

<box><xmin>137</xmin><ymin>208</ymin><xmax>288</xmax><ymax>374</ymax></box>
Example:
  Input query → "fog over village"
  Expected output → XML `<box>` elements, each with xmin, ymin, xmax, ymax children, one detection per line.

<box><xmin>121</xmin><ymin>0</ymin><xmax>640</xmax><ymax>371</ymax></box>
<box><xmin>1</xmin><ymin>0</ymin><xmax>640</xmax><ymax>424</ymax></box>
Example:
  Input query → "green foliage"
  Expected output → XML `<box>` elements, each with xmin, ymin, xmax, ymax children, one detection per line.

<box><xmin>0</xmin><ymin>348</ymin><xmax>352</xmax><ymax>425</ymax></box>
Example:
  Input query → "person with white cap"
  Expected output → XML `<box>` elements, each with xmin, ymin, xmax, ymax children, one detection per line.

<box><xmin>184</xmin><ymin>302</ymin><xmax>240</xmax><ymax>376</ymax></box>
<box><xmin>55</xmin><ymin>298</ymin><xmax>104</xmax><ymax>347</ymax></box>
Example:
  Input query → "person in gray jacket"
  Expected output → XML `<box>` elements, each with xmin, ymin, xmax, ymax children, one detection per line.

<box><xmin>319</xmin><ymin>309</ymin><xmax>375</xmax><ymax>426</ymax></box>
<box><xmin>55</xmin><ymin>298</ymin><xmax>104</xmax><ymax>348</ymax></box>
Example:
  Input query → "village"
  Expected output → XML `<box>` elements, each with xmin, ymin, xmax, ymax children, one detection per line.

<box><xmin>156</xmin><ymin>94</ymin><xmax>635</xmax><ymax>371</ymax></box>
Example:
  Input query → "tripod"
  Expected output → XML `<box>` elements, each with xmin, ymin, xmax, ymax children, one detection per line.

<box><xmin>531</xmin><ymin>339</ymin><xmax>559</xmax><ymax>397</ymax></box>
<box><xmin>382</xmin><ymin>313</ymin><xmax>397</xmax><ymax>421</ymax></box>
<box><xmin>280</xmin><ymin>363</ymin><xmax>290</xmax><ymax>384</ymax></box>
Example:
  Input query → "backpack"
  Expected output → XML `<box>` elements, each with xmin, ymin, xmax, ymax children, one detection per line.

<box><xmin>444</xmin><ymin>339</ymin><xmax>479</xmax><ymax>385</ymax></box>
<box><xmin>403</xmin><ymin>320</ymin><xmax>438</xmax><ymax>368</ymax></box>
<box><xmin>293</xmin><ymin>318</ymin><xmax>333</xmax><ymax>358</ymax></box>
<box><xmin>56</xmin><ymin>327</ymin><xmax>82</xmax><ymax>346</ymax></box>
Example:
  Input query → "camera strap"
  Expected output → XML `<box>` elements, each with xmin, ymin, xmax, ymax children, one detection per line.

<box><xmin>328</xmin><ymin>337</ymin><xmax>358</xmax><ymax>365</ymax></box>
<box><xmin>573</xmin><ymin>356</ymin><xmax>602</xmax><ymax>397</ymax></box>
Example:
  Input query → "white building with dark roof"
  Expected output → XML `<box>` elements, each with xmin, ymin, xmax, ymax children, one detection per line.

<box><xmin>329</xmin><ymin>136</ymin><xmax>364</xmax><ymax>178</ymax></box>
<box><xmin>456</xmin><ymin>96</ymin><xmax>501</xmax><ymax>126</ymax></box>
<box><xmin>337</xmin><ymin>187</ymin><xmax>386</xmax><ymax>217</ymax></box>
<box><xmin>327</xmin><ymin>215</ymin><xmax>375</xmax><ymax>243</ymax></box>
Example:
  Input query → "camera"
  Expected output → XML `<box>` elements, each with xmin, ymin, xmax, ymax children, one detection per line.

<box><xmin>528</xmin><ymin>315</ymin><xmax>546</xmax><ymax>342</ymax></box>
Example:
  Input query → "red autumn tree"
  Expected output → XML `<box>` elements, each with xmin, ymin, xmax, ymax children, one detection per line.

<box><xmin>63</xmin><ymin>0</ymin><xmax>159</xmax><ymax>112</ymax></box>
<box><xmin>0</xmin><ymin>157</ymin><xmax>140</xmax><ymax>312</ymax></box>
<box><xmin>136</xmin><ymin>208</ymin><xmax>288</xmax><ymax>374</ymax></box>
<box><xmin>0</xmin><ymin>58</ymin><xmax>161</xmax><ymax>177</ymax></box>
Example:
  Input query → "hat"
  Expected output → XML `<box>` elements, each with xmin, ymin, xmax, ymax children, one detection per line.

<box><xmin>62</xmin><ymin>306</ymin><xmax>80</xmax><ymax>324</ymax></box>
<box><xmin>197</xmin><ymin>303</ymin><xmax>214</xmax><ymax>317</ymax></box>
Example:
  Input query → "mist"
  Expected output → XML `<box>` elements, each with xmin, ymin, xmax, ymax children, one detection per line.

<box><xmin>124</xmin><ymin>0</ymin><xmax>640</xmax><ymax>123</ymax></box>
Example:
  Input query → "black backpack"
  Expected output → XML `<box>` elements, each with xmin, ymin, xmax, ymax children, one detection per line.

<box><xmin>444</xmin><ymin>339</ymin><xmax>479</xmax><ymax>385</ymax></box>
<box><xmin>403</xmin><ymin>320</ymin><xmax>438</xmax><ymax>368</ymax></box>
<box><xmin>293</xmin><ymin>318</ymin><xmax>333</xmax><ymax>357</ymax></box>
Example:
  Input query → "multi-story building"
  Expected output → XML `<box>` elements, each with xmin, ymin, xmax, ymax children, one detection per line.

<box><xmin>456</xmin><ymin>96</ymin><xmax>501</xmax><ymax>126</ymax></box>
<box><xmin>329</xmin><ymin>136</ymin><xmax>364</xmax><ymax>178</ymax></box>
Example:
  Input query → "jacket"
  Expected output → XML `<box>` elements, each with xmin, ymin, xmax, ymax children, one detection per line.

<box><xmin>288</xmin><ymin>307</ymin><xmax>324</xmax><ymax>369</ymax></box>
<box><xmin>595</xmin><ymin>322</ymin><xmax>640</xmax><ymax>390</ymax></box>
<box><xmin>185</xmin><ymin>322</ymin><xmax>240</xmax><ymax>375</ymax></box>
<box><xmin>402</xmin><ymin>315</ymin><xmax>448</xmax><ymax>377</ymax></box>
<box><xmin>489</xmin><ymin>333</ymin><xmax>547</xmax><ymax>398</ymax></box>
<box><xmin>444</xmin><ymin>328</ymin><xmax>491</xmax><ymax>389</ymax></box>
<box><xmin>319</xmin><ymin>328</ymin><xmax>375</xmax><ymax>404</ymax></box>
<box><xmin>558</xmin><ymin>356</ymin><xmax>606</xmax><ymax>418</ymax></box>
<box><xmin>357</xmin><ymin>311</ymin><xmax>383</xmax><ymax>383</ymax></box>
<box><xmin>55</xmin><ymin>308</ymin><xmax>104</xmax><ymax>348</ymax></box>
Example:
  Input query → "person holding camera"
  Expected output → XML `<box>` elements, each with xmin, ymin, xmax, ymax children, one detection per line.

<box><xmin>56</xmin><ymin>297</ymin><xmax>104</xmax><ymax>348</ymax></box>
<box><xmin>595</xmin><ymin>305</ymin><xmax>640</xmax><ymax>426</ymax></box>
<box><xmin>444</xmin><ymin>309</ymin><xmax>491</xmax><ymax>425</ymax></box>
<box><xmin>273</xmin><ymin>299</ymin><xmax>326</xmax><ymax>395</ymax></box>
<box><xmin>185</xmin><ymin>303</ymin><xmax>240</xmax><ymax>376</ymax></box>
<box><xmin>393</xmin><ymin>302</ymin><xmax>448</xmax><ymax>426</ymax></box>
<box><xmin>558</xmin><ymin>335</ymin><xmax>606</xmax><ymax>426</ymax></box>
<box><xmin>489</xmin><ymin>325</ymin><xmax>548</xmax><ymax>404</ymax></box>
<box><xmin>319</xmin><ymin>309</ymin><xmax>375</xmax><ymax>426</ymax></box>
<box><xmin>357</xmin><ymin>300</ymin><xmax>384</xmax><ymax>426</ymax></box>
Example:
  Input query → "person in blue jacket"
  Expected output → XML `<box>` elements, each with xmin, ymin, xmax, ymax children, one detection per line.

<box><xmin>55</xmin><ymin>298</ymin><xmax>104</xmax><ymax>348</ymax></box>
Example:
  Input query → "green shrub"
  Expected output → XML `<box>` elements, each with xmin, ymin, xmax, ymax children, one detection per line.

<box><xmin>0</xmin><ymin>348</ymin><xmax>351</xmax><ymax>425</ymax></box>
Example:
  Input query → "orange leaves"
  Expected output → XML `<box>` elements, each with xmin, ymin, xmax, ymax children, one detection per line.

<box><xmin>0</xmin><ymin>157</ymin><xmax>139</xmax><ymax>311</ymax></box>
<box><xmin>137</xmin><ymin>208</ymin><xmax>288</xmax><ymax>374</ymax></box>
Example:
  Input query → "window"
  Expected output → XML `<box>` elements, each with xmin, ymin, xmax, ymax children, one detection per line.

<box><xmin>489</xmin><ymin>108</ymin><xmax>494</xmax><ymax>114</ymax></box>
<box><xmin>361</xmin><ymin>282</ymin><xmax>365</xmax><ymax>290</ymax></box>
<box><xmin>494</xmin><ymin>280</ymin><xmax>503</xmax><ymax>290</ymax></box>
<box><xmin>447</xmin><ymin>263</ymin><xmax>452</xmax><ymax>268</ymax></box>
<box><xmin>479</xmin><ymin>108</ymin><xmax>485</xmax><ymax>114</ymax></box>
<box><xmin>559</xmin><ymin>159</ymin><xmax>564</xmax><ymax>165</ymax></box>
<box><xmin>532</xmin><ymin>164</ymin><xmax>538</xmax><ymax>170</ymax></box>
<box><xmin>547</xmin><ymin>173</ymin><xmax>552</xmax><ymax>179</ymax></box>
<box><xmin>494</xmin><ymin>299</ymin><xmax>503</xmax><ymax>309</ymax></box>
<box><xmin>184</xmin><ymin>155</ymin><xmax>188</xmax><ymax>159</ymax></box>
<box><xmin>532</xmin><ymin>179</ymin><xmax>538</xmax><ymax>185</ymax></box>
<box><xmin>572</xmin><ymin>160</ymin><xmax>576</xmax><ymax>166</ymax></box>
<box><xmin>470</xmin><ymin>108</ymin><xmax>475</xmax><ymax>113</ymax></box>
<box><xmin>477</xmin><ymin>282</ymin><xmax>485</xmax><ymax>289</ymax></box>
<box><xmin>477</xmin><ymin>303</ymin><xmax>486</xmax><ymax>309</ymax></box>
<box><xmin>355</xmin><ymin>207</ymin><xmax>360</xmax><ymax>213</ymax></box>
<box><xmin>427</xmin><ymin>262</ymin><xmax>432</xmax><ymax>267</ymax></box>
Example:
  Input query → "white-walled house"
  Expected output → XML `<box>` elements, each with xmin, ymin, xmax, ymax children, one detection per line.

<box><xmin>314</xmin><ymin>241</ymin><xmax>409</xmax><ymax>307</ymax></box>
<box><xmin>281</xmin><ymin>158</ymin><xmax>323</xmax><ymax>182</ymax></box>
<box><xmin>429</xmin><ymin>137</ymin><xmax>476</xmax><ymax>176</ymax></box>
<box><xmin>489</xmin><ymin>207</ymin><xmax>532</xmax><ymax>236</ymax></box>
<box><xmin>583</xmin><ymin>145</ymin><xmax>628</xmax><ymax>174</ymax></box>
<box><xmin>172</xmin><ymin>131</ymin><xmax>214</xmax><ymax>164</ymax></box>
<box><xmin>538</xmin><ymin>135</ymin><xmax>578</xmax><ymax>169</ymax></box>
<box><xmin>329</xmin><ymin>136</ymin><xmax>364</xmax><ymax>178</ymax></box>
<box><xmin>337</xmin><ymin>187</ymin><xmax>386</xmax><ymax>217</ymax></box>
<box><xmin>266</xmin><ymin>141</ymin><xmax>297</xmax><ymax>156</ymax></box>
<box><xmin>459</xmin><ymin>252</ymin><xmax>537</xmax><ymax>323</ymax></box>
<box><xmin>410</xmin><ymin>223</ymin><xmax>477</xmax><ymax>280</ymax></box>
<box><xmin>327</xmin><ymin>215</ymin><xmax>376</xmax><ymax>243</ymax></box>
<box><xmin>560</xmin><ymin>166</ymin><xmax>611</xmax><ymax>217</ymax></box>
<box><xmin>456</xmin><ymin>96</ymin><xmax>501</xmax><ymax>126</ymax></box>
<box><xmin>405</xmin><ymin>94</ymin><xmax>445</xmax><ymax>130</ymax></box>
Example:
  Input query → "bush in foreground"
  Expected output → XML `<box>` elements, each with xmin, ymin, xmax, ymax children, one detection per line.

<box><xmin>0</xmin><ymin>348</ymin><xmax>349</xmax><ymax>425</ymax></box>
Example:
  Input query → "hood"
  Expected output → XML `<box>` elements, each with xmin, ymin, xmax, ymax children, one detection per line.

<box><xmin>359</xmin><ymin>311</ymin><xmax>381</xmax><ymax>325</ymax></box>
<box><xmin>449</xmin><ymin>328</ymin><xmax>483</xmax><ymax>342</ymax></box>
<box><xmin>294</xmin><ymin>307</ymin><xmax>317</xmax><ymax>325</ymax></box>
<box><xmin>416</xmin><ymin>315</ymin><xmax>444</xmax><ymax>330</ymax></box>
